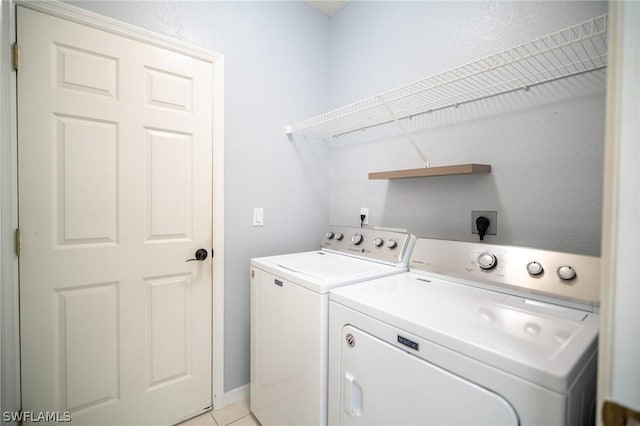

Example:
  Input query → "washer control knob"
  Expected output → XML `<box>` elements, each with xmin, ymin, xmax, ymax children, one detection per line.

<box><xmin>335</xmin><ymin>233</ymin><xmax>344</xmax><ymax>241</ymax></box>
<box><xmin>351</xmin><ymin>233</ymin><xmax>363</xmax><ymax>245</ymax></box>
<box><xmin>477</xmin><ymin>252</ymin><xmax>497</xmax><ymax>270</ymax></box>
<box><xmin>557</xmin><ymin>265</ymin><xmax>576</xmax><ymax>281</ymax></box>
<box><xmin>527</xmin><ymin>261</ymin><xmax>544</xmax><ymax>276</ymax></box>
<box><xmin>373</xmin><ymin>238</ymin><xmax>384</xmax><ymax>247</ymax></box>
<box><xmin>325</xmin><ymin>231</ymin><xmax>335</xmax><ymax>240</ymax></box>
<box><xmin>386</xmin><ymin>239</ymin><xmax>398</xmax><ymax>249</ymax></box>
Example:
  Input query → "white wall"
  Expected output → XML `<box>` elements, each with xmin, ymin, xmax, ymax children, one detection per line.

<box><xmin>66</xmin><ymin>0</ymin><xmax>331</xmax><ymax>393</ymax></box>
<box><xmin>328</xmin><ymin>1</ymin><xmax>608</xmax><ymax>256</ymax></box>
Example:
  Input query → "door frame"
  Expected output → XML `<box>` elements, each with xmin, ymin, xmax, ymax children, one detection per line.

<box><xmin>1</xmin><ymin>0</ymin><xmax>21</xmax><ymax>420</ymax></box>
<box><xmin>1</xmin><ymin>0</ymin><xmax>225</xmax><ymax>414</ymax></box>
<box><xmin>598</xmin><ymin>1</ymin><xmax>640</xmax><ymax>421</ymax></box>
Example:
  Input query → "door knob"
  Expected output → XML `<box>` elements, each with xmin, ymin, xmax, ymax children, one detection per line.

<box><xmin>186</xmin><ymin>248</ymin><xmax>208</xmax><ymax>262</ymax></box>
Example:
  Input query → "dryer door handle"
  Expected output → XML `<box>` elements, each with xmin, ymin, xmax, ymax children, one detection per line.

<box><xmin>344</xmin><ymin>372</ymin><xmax>363</xmax><ymax>417</ymax></box>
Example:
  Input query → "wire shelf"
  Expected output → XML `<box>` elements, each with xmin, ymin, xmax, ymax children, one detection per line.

<box><xmin>284</xmin><ymin>14</ymin><xmax>608</xmax><ymax>139</ymax></box>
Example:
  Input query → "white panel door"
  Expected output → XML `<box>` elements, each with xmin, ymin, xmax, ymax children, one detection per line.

<box><xmin>17</xmin><ymin>6</ymin><xmax>213</xmax><ymax>425</ymax></box>
<box><xmin>337</xmin><ymin>325</ymin><xmax>518</xmax><ymax>426</ymax></box>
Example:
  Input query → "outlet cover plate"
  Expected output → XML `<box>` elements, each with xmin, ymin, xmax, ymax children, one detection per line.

<box><xmin>360</xmin><ymin>207</ymin><xmax>369</xmax><ymax>225</ymax></box>
<box><xmin>471</xmin><ymin>211</ymin><xmax>497</xmax><ymax>235</ymax></box>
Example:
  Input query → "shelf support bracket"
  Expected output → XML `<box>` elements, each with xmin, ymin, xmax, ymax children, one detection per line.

<box><xmin>379</xmin><ymin>96</ymin><xmax>430</xmax><ymax>168</ymax></box>
<box><xmin>284</xmin><ymin>125</ymin><xmax>293</xmax><ymax>142</ymax></box>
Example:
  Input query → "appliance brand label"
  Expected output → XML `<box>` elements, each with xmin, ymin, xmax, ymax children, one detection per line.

<box><xmin>397</xmin><ymin>335</ymin><xmax>419</xmax><ymax>351</ymax></box>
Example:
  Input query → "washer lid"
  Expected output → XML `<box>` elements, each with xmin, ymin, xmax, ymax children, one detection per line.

<box><xmin>251</xmin><ymin>251</ymin><xmax>406</xmax><ymax>294</ymax></box>
<box><xmin>330</xmin><ymin>272</ymin><xmax>599</xmax><ymax>392</ymax></box>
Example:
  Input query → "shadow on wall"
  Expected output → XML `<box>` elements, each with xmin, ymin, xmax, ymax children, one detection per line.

<box><xmin>327</xmin><ymin>60</ymin><xmax>605</xmax><ymax>256</ymax></box>
<box><xmin>380</xmin><ymin>173</ymin><xmax>505</xmax><ymax>244</ymax></box>
<box><xmin>327</xmin><ymin>70</ymin><xmax>606</xmax><ymax>149</ymax></box>
<box><xmin>369</xmin><ymin>76</ymin><xmax>605</xmax><ymax>255</ymax></box>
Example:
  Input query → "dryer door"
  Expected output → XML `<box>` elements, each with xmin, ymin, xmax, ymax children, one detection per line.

<box><xmin>338</xmin><ymin>325</ymin><xmax>519</xmax><ymax>426</ymax></box>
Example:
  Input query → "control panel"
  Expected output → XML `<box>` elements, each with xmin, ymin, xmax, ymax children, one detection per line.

<box><xmin>409</xmin><ymin>238</ymin><xmax>601</xmax><ymax>308</ymax></box>
<box><xmin>321</xmin><ymin>225</ymin><xmax>416</xmax><ymax>266</ymax></box>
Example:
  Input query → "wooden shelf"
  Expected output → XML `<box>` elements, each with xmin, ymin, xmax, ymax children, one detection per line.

<box><xmin>368</xmin><ymin>164</ymin><xmax>491</xmax><ymax>180</ymax></box>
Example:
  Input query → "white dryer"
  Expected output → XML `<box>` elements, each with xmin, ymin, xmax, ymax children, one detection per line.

<box><xmin>329</xmin><ymin>238</ymin><xmax>600</xmax><ymax>426</ymax></box>
<box><xmin>250</xmin><ymin>225</ymin><xmax>416</xmax><ymax>426</ymax></box>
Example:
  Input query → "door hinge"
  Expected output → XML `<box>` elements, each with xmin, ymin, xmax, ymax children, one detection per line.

<box><xmin>12</xmin><ymin>42</ymin><xmax>19</xmax><ymax>71</ymax></box>
<box><xmin>15</xmin><ymin>228</ymin><xmax>21</xmax><ymax>257</ymax></box>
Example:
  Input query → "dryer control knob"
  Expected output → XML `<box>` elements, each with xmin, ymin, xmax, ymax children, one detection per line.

<box><xmin>325</xmin><ymin>231</ymin><xmax>335</xmax><ymax>240</ymax></box>
<box><xmin>373</xmin><ymin>238</ymin><xmax>384</xmax><ymax>247</ymax></box>
<box><xmin>335</xmin><ymin>232</ymin><xmax>344</xmax><ymax>241</ymax></box>
<box><xmin>557</xmin><ymin>265</ymin><xmax>576</xmax><ymax>281</ymax></box>
<box><xmin>477</xmin><ymin>252</ymin><xmax>497</xmax><ymax>270</ymax></box>
<box><xmin>351</xmin><ymin>233</ymin><xmax>363</xmax><ymax>245</ymax></box>
<box><xmin>386</xmin><ymin>239</ymin><xmax>398</xmax><ymax>249</ymax></box>
<box><xmin>527</xmin><ymin>261</ymin><xmax>544</xmax><ymax>276</ymax></box>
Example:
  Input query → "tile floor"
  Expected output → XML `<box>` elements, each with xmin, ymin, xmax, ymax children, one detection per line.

<box><xmin>178</xmin><ymin>398</ymin><xmax>260</xmax><ymax>426</ymax></box>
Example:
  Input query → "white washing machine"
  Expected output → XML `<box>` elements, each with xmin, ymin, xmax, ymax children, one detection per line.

<box><xmin>329</xmin><ymin>238</ymin><xmax>600</xmax><ymax>426</ymax></box>
<box><xmin>250</xmin><ymin>225</ymin><xmax>416</xmax><ymax>426</ymax></box>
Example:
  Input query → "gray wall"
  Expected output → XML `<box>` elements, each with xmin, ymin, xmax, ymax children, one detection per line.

<box><xmin>68</xmin><ymin>1</ymin><xmax>331</xmax><ymax>392</ymax></box>
<box><xmin>328</xmin><ymin>1</ymin><xmax>607</xmax><ymax>256</ymax></box>
<box><xmin>15</xmin><ymin>0</ymin><xmax>608</xmax><ymax>401</ymax></box>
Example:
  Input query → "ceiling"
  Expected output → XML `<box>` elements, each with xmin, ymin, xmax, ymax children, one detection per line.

<box><xmin>304</xmin><ymin>1</ymin><xmax>350</xmax><ymax>17</ymax></box>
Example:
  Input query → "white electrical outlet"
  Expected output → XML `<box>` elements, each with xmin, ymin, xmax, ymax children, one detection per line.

<box><xmin>253</xmin><ymin>208</ymin><xmax>264</xmax><ymax>226</ymax></box>
<box><xmin>360</xmin><ymin>207</ymin><xmax>369</xmax><ymax>225</ymax></box>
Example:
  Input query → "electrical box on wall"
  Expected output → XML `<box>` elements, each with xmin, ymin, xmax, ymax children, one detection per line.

<box><xmin>360</xmin><ymin>207</ymin><xmax>369</xmax><ymax>226</ymax></box>
<box><xmin>472</xmin><ymin>211</ymin><xmax>497</xmax><ymax>236</ymax></box>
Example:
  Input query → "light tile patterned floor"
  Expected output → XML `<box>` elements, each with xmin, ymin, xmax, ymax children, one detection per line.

<box><xmin>178</xmin><ymin>398</ymin><xmax>260</xmax><ymax>426</ymax></box>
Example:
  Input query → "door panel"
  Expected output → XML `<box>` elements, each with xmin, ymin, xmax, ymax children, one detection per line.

<box><xmin>144</xmin><ymin>274</ymin><xmax>192</xmax><ymax>390</ymax></box>
<box><xmin>56</xmin><ymin>115</ymin><xmax>119</xmax><ymax>246</ymax></box>
<box><xmin>17</xmin><ymin>6</ymin><xmax>213</xmax><ymax>425</ymax></box>
<box><xmin>57</xmin><ymin>282</ymin><xmax>120</xmax><ymax>414</ymax></box>
<box><xmin>145</xmin><ymin>128</ymin><xmax>193</xmax><ymax>241</ymax></box>
<box><xmin>145</xmin><ymin>67</ymin><xmax>193</xmax><ymax>112</ymax></box>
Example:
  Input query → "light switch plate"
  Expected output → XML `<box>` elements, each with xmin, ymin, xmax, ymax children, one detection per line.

<box><xmin>253</xmin><ymin>208</ymin><xmax>264</xmax><ymax>226</ymax></box>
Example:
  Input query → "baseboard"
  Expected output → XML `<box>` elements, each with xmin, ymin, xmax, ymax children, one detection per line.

<box><xmin>221</xmin><ymin>384</ymin><xmax>249</xmax><ymax>408</ymax></box>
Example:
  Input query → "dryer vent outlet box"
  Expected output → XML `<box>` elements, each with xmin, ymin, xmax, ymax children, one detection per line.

<box><xmin>472</xmin><ymin>211</ymin><xmax>497</xmax><ymax>236</ymax></box>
